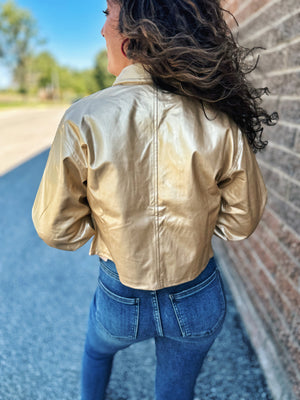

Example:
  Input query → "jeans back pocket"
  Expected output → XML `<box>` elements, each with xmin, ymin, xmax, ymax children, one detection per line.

<box><xmin>169</xmin><ymin>270</ymin><xmax>226</xmax><ymax>337</ymax></box>
<box><xmin>95</xmin><ymin>278</ymin><xmax>140</xmax><ymax>340</ymax></box>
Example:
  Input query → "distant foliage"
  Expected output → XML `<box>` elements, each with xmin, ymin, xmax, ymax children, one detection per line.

<box><xmin>28</xmin><ymin>52</ymin><xmax>99</xmax><ymax>100</ymax></box>
<box><xmin>0</xmin><ymin>1</ymin><xmax>114</xmax><ymax>99</ymax></box>
<box><xmin>0</xmin><ymin>0</ymin><xmax>42</xmax><ymax>93</ymax></box>
<box><xmin>94</xmin><ymin>50</ymin><xmax>115</xmax><ymax>90</ymax></box>
<box><xmin>27</xmin><ymin>51</ymin><xmax>113</xmax><ymax>100</ymax></box>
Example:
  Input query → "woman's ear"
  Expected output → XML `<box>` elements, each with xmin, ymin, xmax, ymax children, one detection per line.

<box><xmin>121</xmin><ymin>38</ymin><xmax>129</xmax><ymax>57</ymax></box>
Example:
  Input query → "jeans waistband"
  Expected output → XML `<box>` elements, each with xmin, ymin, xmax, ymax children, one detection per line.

<box><xmin>98</xmin><ymin>256</ymin><xmax>218</xmax><ymax>293</ymax></box>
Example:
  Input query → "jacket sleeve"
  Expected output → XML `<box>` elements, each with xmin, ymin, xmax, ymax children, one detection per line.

<box><xmin>213</xmin><ymin>128</ymin><xmax>267</xmax><ymax>241</ymax></box>
<box><xmin>32</xmin><ymin>114</ymin><xmax>95</xmax><ymax>250</ymax></box>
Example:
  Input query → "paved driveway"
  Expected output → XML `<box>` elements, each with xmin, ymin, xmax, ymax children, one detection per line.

<box><xmin>0</xmin><ymin>106</ymin><xmax>66</xmax><ymax>175</ymax></box>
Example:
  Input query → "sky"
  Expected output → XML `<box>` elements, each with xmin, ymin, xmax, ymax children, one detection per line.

<box><xmin>0</xmin><ymin>0</ymin><xmax>108</xmax><ymax>88</ymax></box>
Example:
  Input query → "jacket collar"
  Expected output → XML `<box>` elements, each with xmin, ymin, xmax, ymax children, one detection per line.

<box><xmin>113</xmin><ymin>63</ymin><xmax>153</xmax><ymax>86</ymax></box>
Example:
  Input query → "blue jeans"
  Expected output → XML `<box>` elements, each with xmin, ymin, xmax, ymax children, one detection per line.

<box><xmin>81</xmin><ymin>257</ymin><xmax>226</xmax><ymax>400</ymax></box>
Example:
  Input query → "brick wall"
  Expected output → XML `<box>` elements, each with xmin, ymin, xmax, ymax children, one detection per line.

<box><xmin>214</xmin><ymin>1</ymin><xmax>300</xmax><ymax>399</ymax></box>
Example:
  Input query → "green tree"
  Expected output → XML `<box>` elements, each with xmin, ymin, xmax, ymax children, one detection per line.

<box><xmin>94</xmin><ymin>50</ymin><xmax>115</xmax><ymax>90</ymax></box>
<box><xmin>29</xmin><ymin>51</ymin><xmax>57</xmax><ymax>88</ymax></box>
<box><xmin>83</xmin><ymin>69</ymin><xmax>99</xmax><ymax>94</ymax></box>
<box><xmin>29</xmin><ymin>51</ymin><xmax>100</xmax><ymax>99</ymax></box>
<box><xmin>0</xmin><ymin>0</ymin><xmax>42</xmax><ymax>93</ymax></box>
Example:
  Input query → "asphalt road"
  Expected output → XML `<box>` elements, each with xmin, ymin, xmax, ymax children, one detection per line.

<box><xmin>0</xmin><ymin>107</ymin><xmax>273</xmax><ymax>399</ymax></box>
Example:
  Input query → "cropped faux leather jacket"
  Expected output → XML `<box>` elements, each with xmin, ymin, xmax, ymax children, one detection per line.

<box><xmin>32</xmin><ymin>63</ymin><xmax>267</xmax><ymax>290</ymax></box>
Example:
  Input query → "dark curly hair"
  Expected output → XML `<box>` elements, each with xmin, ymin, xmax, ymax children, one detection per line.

<box><xmin>113</xmin><ymin>0</ymin><xmax>278</xmax><ymax>152</ymax></box>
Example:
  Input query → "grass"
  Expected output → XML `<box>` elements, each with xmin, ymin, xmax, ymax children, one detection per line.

<box><xmin>0</xmin><ymin>92</ymin><xmax>70</xmax><ymax>111</ymax></box>
<box><xmin>0</xmin><ymin>101</ymin><xmax>68</xmax><ymax>110</ymax></box>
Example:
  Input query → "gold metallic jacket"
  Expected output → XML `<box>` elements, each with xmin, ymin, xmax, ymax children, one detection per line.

<box><xmin>32</xmin><ymin>63</ymin><xmax>267</xmax><ymax>290</ymax></box>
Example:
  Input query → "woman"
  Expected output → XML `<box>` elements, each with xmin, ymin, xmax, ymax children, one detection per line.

<box><xmin>32</xmin><ymin>0</ymin><xmax>278</xmax><ymax>399</ymax></box>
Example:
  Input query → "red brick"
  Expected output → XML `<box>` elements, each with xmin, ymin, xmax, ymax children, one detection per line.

<box><xmin>217</xmin><ymin>1</ymin><xmax>300</xmax><ymax>394</ymax></box>
<box><xmin>262</xmin><ymin>208</ymin><xmax>300</xmax><ymax>260</ymax></box>
<box><xmin>248</xmin><ymin>287</ymin><xmax>273</xmax><ymax>326</ymax></box>
<box><xmin>287</xmin><ymin>337</ymin><xmax>300</xmax><ymax>371</ymax></box>
<box><xmin>257</xmin><ymin>41</ymin><xmax>300</xmax><ymax>75</ymax></box>
<box><xmin>278</xmin><ymin>229</ymin><xmax>300</xmax><ymax>261</ymax></box>
<box><xmin>267</xmin><ymin>71</ymin><xmax>300</xmax><ymax>97</ymax></box>
<box><xmin>235</xmin><ymin>250</ymin><xmax>293</xmax><ymax>326</ymax></box>
<box><xmin>269</xmin><ymin>195</ymin><xmax>300</xmax><ymax>238</ymax></box>
<box><xmin>274</xmin><ymin>333</ymin><xmax>300</xmax><ymax>387</ymax></box>
<box><xmin>259</xmin><ymin>164</ymin><xmax>290</xmax><ymax>200</ymax></box>
<box><xmin>286</xmin><ymin>41</ymin><xmax>300</xmax><ymax>69</ymax></box>
<box><xmin>263</xmin><ymin>120</ymin><xmax>291</xmax><ymax>149</ymax></box>
<box><xmin>265</xmin><ymin>283</ymin><xmax>295</xmax><ymax>327</ymax></box>
<box><xmin>253</xmin><ymin>284</ymin><xmax>287</xmax><ymax>332</ymax></box>
<box><xmin>255</xmin><ymin>223</ymin><xmax>300</xmax><ymax>281</ymax></box>
<box><xmin>234</xmin><ymin>0</ymin><xmax>274</xmax><ymax>24</ymax></box>
<box><xmin>284</xmin><ymin>363</ymin><xmax>300</xmax><ymax>398</ymax></box>
<box><xmin>239</xmin><ymin>9</ymin><xmax>300</xmax><ymax>49</ymax></box>
<box><xmin>261</xmin><ymin>97</ymin><xmax>280</xmax><ymax>121</ymax></box>
<box><xmin>229</xmin><ymin>243</ymin><xmax>256</xmax><ymax>279</ymax></box>
<box><xmin>228</xmin><ymin>243</ymin><xmax>263</xmax><ymax>296</ymax></box>
<box><xmin>238</xmin><ymin>242</ymin><xmax>257</xmax><ymax>266</ymax></box>
<box><xmin>278</xmin><ymin>98</ymin><xmax>300</xmax><ymax>125</ymax></box>
<box><xmin>248</xmin><ymin>234</ymin><xmax>277</xmax><ymax>275</ymax></box>
<box><xmin>222</xmin><ymin>0</ymin><xmax>240</xmax><ymax>14</ymax></box>
<box><xmin>260</xmin><ymin>193</ymin><xmax>300</xmax><ymax>240</ymax></box>
<box><xmin>289</xmin><ymin>182</ymin><xmax>300</xmax><ymax>208</ymax></box>
<box><xmin>257</xmin><ymin>145</ymin><xmax>300</xmax><ymax>179</ymax></box>
<box><xmin>229</xmin><ymin>236</ymin><xmax>296</xmax><ymax>326</ymax></box>
<box><xmin>253</xmin><ymin>272</ymin><xmax>270</xmax><ymax>302</ymax></box>
<box><xmin>276</xmin><ymin>273</ymin><xmax>300</xmax><ymax>309</ymax></box>
<box><xmin>277</xmin><ymin>344</ymin><xmax>300</xmax><ymax>397</ymax></box>
<box><xmin>295</xmin><ymin>131</ymin><xmax>300</xmax><ymax>153</ymax></box>
<box><xmin>292</xmin><ymin>315</ymin><xmax>300</xmax><ymax>343</ymax></box>
<box><xmin>255</xmin><ymin>224</ymin><xmax>293</xmax><ymax>270</ymax></box>
<box><xmin>260</xmin><ymin>96</ymin><xmax>300</xmax><ymax>127</ymax></box>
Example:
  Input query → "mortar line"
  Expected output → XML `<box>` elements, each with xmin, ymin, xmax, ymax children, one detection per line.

<box><xmin>266</xmin><ymin>141</ymin><xmax>300</xmax><ymax>159</ymax></box>
<box><xmin>266</xmin><ymin>67</ymin><xmax>300</xmax><ymax>77</ymax></box>
<box><xmin>258</xmin><ymin>159</ymin><xmax>300</xmax><ymax>187</ymax></box>
<box><xmin>267</xmin><ymin>186</ymin><xmax>300</xmax><ymax>213</ymax></box>
<box><xmin>262</xmin><ymin>36</ymin><xmax>300</xmax><ymax>54</ymax></box>
<box><xmin>233</xmin><ymin>0</ymin><xmax>281</xmax><ymax>32</ymax></box>
<box><xmin>240</xmin><ymin>8</ymin><xmax>300</xmax><ymax>43</ymax></box>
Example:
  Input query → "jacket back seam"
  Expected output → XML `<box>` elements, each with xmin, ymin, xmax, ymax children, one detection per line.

<box><xmin>153</xmin><ymin>87</ymin><xmax>161</xmax><ymax>284</ymax></box>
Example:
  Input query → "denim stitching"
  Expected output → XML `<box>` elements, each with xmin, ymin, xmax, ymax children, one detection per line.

<box><xmin>151</xmin><ymin>292</ymin><xmax>164</xmax><ymax>337</ymax></box>
<box><xmin>169</xmin><ymin>294</ymin><xmax>188</xmax><ymax>337</ymax></box>
<box><xmin>96</xmin><ymin>283</ymin><xmax>140</xmax><ymax>339</ymax></box>
<box><xmin>98</xmin><ymin>278</ymin><xmax>138</xmax><ymax>305</ymax></box>
<box><xmin>134</xmin><ymin>298</ymin><xmax>140</xmax><ymax>338</ymax></box>
<box><xmin>172</xmin><ymin>270</ymin><xmax>217</xmax><ymax>300</ymax></box>
<box><xmin>185</xmin><ymin>271</ymin><xmax>225</xmax><ymax>337</ymax></box>
<box><xmin>99</xmin><ymin>260</ymin><xmax>119</xmax><ymax>281</ymax></box>
<box><xmin>94</xmin><ymin>314</ymin><xmax>138</xmax><ymax>340</ymax></box>
<box><xmin>169</xmin><ymin>271</ymin><xmax>226</xmax><ymax>338</ymax></box>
